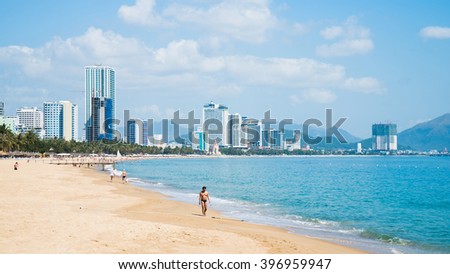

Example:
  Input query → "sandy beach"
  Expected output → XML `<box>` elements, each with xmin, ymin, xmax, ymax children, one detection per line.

<box><xmin>0</xmin><ymin>158</ymin><xmax>364</xmax><ymax>254</ymax></box>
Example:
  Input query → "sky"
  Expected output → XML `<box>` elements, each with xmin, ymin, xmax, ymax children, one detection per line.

<box><xmin>0</xmin><ymin>0</ymin><xmax>449</xmax><ymax>138</ymax></box>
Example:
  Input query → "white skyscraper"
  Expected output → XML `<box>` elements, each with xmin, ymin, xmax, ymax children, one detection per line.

<box><xmin>372</xmin><ymin>123</ymin><xmax>398</xmax><ymax>151</ymax></box>
<box><xmin>203</xmin><ymin>102</ymin><xmax>230</xmax><ymax>147</ymax></box>
<box><xmin>84</xmin><ymin>65</ymin><xmax>115</xmax><ymax>142</ymax></box>
<box><xmin>43</xmin><ymin>101</ymin><xmax>78</xmax><ymax>141</ymax></box>
<box><xmin>16</xmin><ymin>107</ymin><xmax>44</xmax><ymax>138</ymax></box>
<box><xmin>229</xmin><ymin>113</ymin><xmax>243</xmax><ymax>147</ymax></box>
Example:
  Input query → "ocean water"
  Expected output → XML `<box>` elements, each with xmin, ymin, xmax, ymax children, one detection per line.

<box><xmin>114</xmin><ymin>156</ymin><xmax>450</xmax><ymax>254</ymax></box>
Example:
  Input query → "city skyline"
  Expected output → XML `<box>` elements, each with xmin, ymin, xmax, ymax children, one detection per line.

<box><xmin>1</xmin><ymin>1</ymin><xmax>449</xmax><ymax>138</ymax></box>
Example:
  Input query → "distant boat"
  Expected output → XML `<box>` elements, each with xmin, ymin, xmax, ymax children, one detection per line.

<box><xmin>117</xmin><ymin>150</ymin><xmax>122</xmax><ymax>158</ymax></box>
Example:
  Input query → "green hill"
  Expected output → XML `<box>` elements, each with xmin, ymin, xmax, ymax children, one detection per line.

<box><xmin>398</xmin><ymin>113</ymin><xmax>450</xmax><ymax>151</ymax></box>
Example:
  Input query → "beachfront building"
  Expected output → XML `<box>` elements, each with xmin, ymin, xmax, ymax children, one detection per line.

<box><xmin>0</xmin><ymin>101</ymin><xmax>4</xmax><ymax>116</ymax></box>
<box><xmin>126</xmin><ymin>119</ymin><xmax>141</xmax><ymax>145</ymax></box>
<box><xmin>43</xmin><ymin>101</ymin><xmax>78</xmax><ymax>141</ymax></box>
<box><xmin>84</xmin><ymin>65</ymin><xmax>116</xmax><ymax>142</ymax></box>
<box><xmin>229</xmin><ymin>113</ymin><xmax>244</xmax><ymax>148</ymax></box>
<box><xmin>142</xmin><ymin>120</ymin><xmax>148</xmax><ymax>146</ymax></box>
<box><xmin>241</xmin><ymin>118</ymin><xmax>261</xmax><ymax>149</ymax></box>
<box><xmin>192</xmin><ymin>127</ymin><xmax>206</xmax><ymax>151</ymax></box>
<box><xmin>372</xmin><ymin>123</ymin><xmax>398</xmax><ymax>152</ymax></box>
<box><xmin>357</xmin><ymin>142</ymin><xmax>362</xmax><ymax>154</ymax></box>
<box><xmin>203</xmin><ymin>101</ymin><xmax>230</xmax><ymax>147</ymax></box>
<box><xmin>261</xmin><ymin>129</ymin><xmax>284</xmax><ymax>150</ymax></box>
<box><xmin>16</xmin><ymin>107</ymin><xmax>44</xmax><ymax>138</ymax></box>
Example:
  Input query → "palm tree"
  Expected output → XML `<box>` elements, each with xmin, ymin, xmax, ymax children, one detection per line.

<box><xmin>0</xmin><ymin>124</ymin><xmax>18</xmax><ymax>152</ymax></box>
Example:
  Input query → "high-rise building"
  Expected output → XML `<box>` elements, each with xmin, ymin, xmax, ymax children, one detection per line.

<box><xmin>357</xmin><ymin>142</ymin><xmax>362</xmax><ymax>154</ymax></box>
<box><xmin>372</xmin><ymin>123</ymin><xmax>397</xmax><ymax>151</ymax></box>
<box><xmin>142</xmin><ymin>120</ymin><xmax>148</xmax><ymax>146</ymax></box>
<box><xmin>203</xmin><ymin>101</ymin><xmax>229</xmax><ymax>147</ymax></box>
<box><xmin>229</xmin><ymin>113</ymin><xmax>243</xmax><ymax>147</ymax></box>
<box><xmin>84</xmin><ymin>65</ymin><xmax>115</xmax><ymax>142</ymax></box>
<box><xmin>87</xmin><ymin>97</ymin><xmax>113</xmax><ymax>142</ymax></box>
<box><xmin>124</xmin><ymin>109</ymin><xmax>150</xmax><ymax>146</ymax></box>
<box><xmin>16</xmin><ymin>107</ymin><xmax>44</xmax><ymax>138</ymax></box>
<box><xmin>241</xmin><ymin>118</ymin><xmax>261</xmax><ymax>148</ymax></box>
<box><xmin>0</xmin><ymin>101</ymin><xmax>4</xmax><ymax>116</ymax></box>
<box><xmin>192</xmin><ymin>127</ymin><xmax>206</xmax><ymax>151</ymax></box>
<box><xmin>43</xmin><ymin>101</ymin><xmax>78</xmax><ymax>141</ymax></box>
<box><xmin>126</xmin><ymin>119</ymin><xmax>142</xmax><ymax>145</ymax></box>
<box><xmin>262</xmin><ymin>129</ymin><xmax>284</xmax><ymax>150</ymax></box>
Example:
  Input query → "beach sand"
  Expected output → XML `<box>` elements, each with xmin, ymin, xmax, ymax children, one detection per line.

<box><xmin>0</xmin><ymin>158</ymin><xmax>364</xmax><ymax>254</ymax></box>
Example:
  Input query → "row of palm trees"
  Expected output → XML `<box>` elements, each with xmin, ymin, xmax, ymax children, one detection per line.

<box><xmin>0</xmin><ymin>124</ymin><xmax>194</xmax><ymax>155</ymax></box>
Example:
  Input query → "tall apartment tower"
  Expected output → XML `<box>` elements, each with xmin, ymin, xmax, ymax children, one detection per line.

<box><xmin>241</xmin><ymin>118</ymin><xmax>261</xmax><ymax>149</ymax></box>
<box><xmin>43</xmin><ymin>101</ymin><xmax>78</xmax><ymax>141</ymax></box>
<box><xmin>203</xmin><ymin>101</ymin><xmax>230</xmax><ymax>147</ymax></box>
<box><xmin>229</xmin><ymin>113</ymin><xmax>243</xmax><ymax>147</ymax></box>
<box><xmin>84</xmin><ymin>65</ymin><xmax>115</xmax><ymax>142</ymax></box>
<box><xmin>372</xmin><ymin>123</ymin><xmax>398</xmax><ymax>151</ymax></box>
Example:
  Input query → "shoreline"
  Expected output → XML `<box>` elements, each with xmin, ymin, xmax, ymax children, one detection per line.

<box><xmin>0</xmin><ymin>158</ymin><xmax>365</xmax><ymax>253</ymax></box>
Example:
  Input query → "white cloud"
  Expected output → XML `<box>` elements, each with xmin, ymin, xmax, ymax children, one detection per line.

<box><xmin>165</xmin><ymin>0</ymin><xmax>276</xmax><ymax>43</ymax></box>
<box><xmin>0</xmin><ymin>27</ymin><xmax>382</xmax><ymax>110</ymax></box>
<box><xmin>344</xmin><ymin>77</ymin><xmax>383</xmax><ymax>93</ymax></box>
<box><xmin>225</xmin><ymin>56</ymin><xmax>345</xmax><ymax>87</ymax></box>
<box><xmin>316</xmin><ymin>39</ymin><xmax>373</xmax><ymax>57</ymax></box>
<box><xmin>0</xmin><ymin>46</ymin><xmax>51</xmax><ymax>78</ymax></box>
<box><xmin>290</xmin><ymin>89</ymin><xmax>337</xmax><ymax>105</ymax></box>
<box><xmin>118</xmin><ymin>0</ymin><xmax>169</xmax><ymax>27</ymax></box>
<box><xmin>320</xmin><ymin>26</ymin><xmax>343</xmax><ymax>39</ymax></box>
<box><xmin>420</xmin><ymin>26</ymin><xmax>450</xmax><ymax>39</ymax></box>
<box><xmin>316</xmin><ymin>16</ymin><xmax>374</xmax><ymax>57</ymax></box>
<box><xmin>117</xmin><ymin>0</ymin><xmax>277</xmax><ymax>43</ymax></box>
<box><xmin>154</xmin><ymin>40</ymin><xmax>225</xmax><ymax>72</ymax></box>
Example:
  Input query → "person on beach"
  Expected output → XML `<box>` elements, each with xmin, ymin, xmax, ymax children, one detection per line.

<box><xmin>14</xmin><ymin>162</ymin><xmax>19</xmax><ymax>170</ymax></box>
<box><xmin>110</xmin><ymin>170</ymin><xmax>114</xmax><ymax>182</ymax></box>
<box><xmin>199</xmin><ymin>186</ymin><xmax>210</xmax><ymax>216</ymax></box>
<box><xmin>121</xmin><ymin>170</ymin><xmax>127</xmax><ymax>183</ymax></box>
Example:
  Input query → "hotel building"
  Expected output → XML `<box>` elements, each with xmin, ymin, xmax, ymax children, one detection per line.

<box><xmin>203</xmin><ymin>101</ymin><xmax>230</xmax><ymax>147</ymax></box>
<box><xmin>372</xmin><ymin>123</ymin><xmax>398</xmax><ymax>151</ymax></box>
<box><xmin>84</xmin><ymin>65</ymin><xmax>115</xmax><ymax>142</ymax></box>
<box><xmin>16</xmin><ymin>107</ymin><xmax>44</xmax><ymax>138</ymax></box>
<box><xmin>43</xmin><ymin>101</ymin><xmax>78</xmax><ymax>141</ymax></box>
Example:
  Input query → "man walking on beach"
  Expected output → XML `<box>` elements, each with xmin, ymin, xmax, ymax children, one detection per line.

<box><xmin>121</xmin><ymin>170</ymin><xmax>127</xmax><ymax>183</ymax></box>
<box><xmin>199</xmin><ymin>186</ymin><xmax>210</xmax><ymax>216</ymax></box>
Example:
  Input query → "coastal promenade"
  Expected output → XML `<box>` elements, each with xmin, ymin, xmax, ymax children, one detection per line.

<box><xmin>48</xmin><ymin>157</ymin><xmax>117</xmax><ymax>170</ymax></box>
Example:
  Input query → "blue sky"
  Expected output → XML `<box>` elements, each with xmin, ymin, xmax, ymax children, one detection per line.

<box><xmin>1</xmin><ymin>0</ymin><xmax>449</xmax><ymax>138</ymax></box>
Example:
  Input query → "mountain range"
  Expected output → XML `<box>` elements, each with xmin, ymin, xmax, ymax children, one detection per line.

<box><xmin>334</xmin><ymin>113</ymin><xmax>450</xmax><ymax>151</ymax></box>
<box><xmin>397</xmin><ymin>113</ymin><xmax>450</xmax><ymax>151</ymax></box>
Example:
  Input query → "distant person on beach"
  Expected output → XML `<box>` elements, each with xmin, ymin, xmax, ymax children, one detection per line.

<box><xmin>121</xmin><ymin>170</ymin><xmax>127</xmax><ymax>183</ymax></box>
<box><xmin>14</xmin><ymin>162</ymin><xmax>19</xmax><ymax>170</ymax></box>
<box><xmin>199</xmin><ymin>186</ymin><xmax>210</xmax><ymax>216</ymax></box>
<box><xmin>110</xmin><ymin>170</ymin><xmax>114</xmax><ymax>182</ymax></box>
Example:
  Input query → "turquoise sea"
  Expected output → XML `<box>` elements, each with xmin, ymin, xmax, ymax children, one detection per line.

<box><xmin>115</xmin><ymin>156</ymin><xmax>450</xmax><ymax>253</ymax></box>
